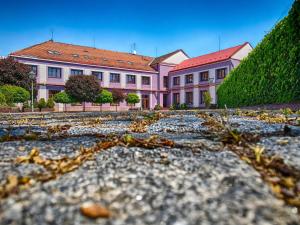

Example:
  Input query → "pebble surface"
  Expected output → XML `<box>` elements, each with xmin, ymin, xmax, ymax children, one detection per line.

<box><xmin>0</xmin><ymin>111</ymin><xmax>299</xmax><ymax>225</ymax></box>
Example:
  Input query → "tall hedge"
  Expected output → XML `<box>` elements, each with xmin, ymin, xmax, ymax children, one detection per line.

<box><xmin>217</xmin><ymin>0</ymin><xmax>300</xmax><ymax>108</ymax></box>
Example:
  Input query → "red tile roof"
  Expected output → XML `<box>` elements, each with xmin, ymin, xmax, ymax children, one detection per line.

<box><xmin>150</xmin><ymin>49</ymin><xmax>188</xmax><ymax>66</ymax></box>
<box><xmin>10</xmin><ymin>40</ymin><xmax>157</xmax><ymax>72</ymax></box>
<box><xmin>171</xmin><ymin>42</ymin><xmax>248</xmax><ymax>72</ymax></box>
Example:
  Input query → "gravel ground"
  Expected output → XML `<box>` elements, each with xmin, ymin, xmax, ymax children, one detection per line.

<box><xmin>0</xmin><ymin>111</ymin><xmax>299</xmax><ymax>225</ymax></box>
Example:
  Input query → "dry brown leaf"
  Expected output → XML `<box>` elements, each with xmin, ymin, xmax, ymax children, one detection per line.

<box><xmin>80</xmin><ymin>202</ymin><xmax>110</xmax><ymax>219</ymax></box>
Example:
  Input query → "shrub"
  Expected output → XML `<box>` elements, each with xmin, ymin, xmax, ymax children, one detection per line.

<box><xmin>217</xmin><ymin>1</ymin><xmax>300</xmax><ymax>108</ymax></box>
<box><xmin>0</xmin><ymin>85</ymin><xmax>30</xmax><ymax>103</ymax></box>
<box><xmin>53</xmin><ymin>91</ymin><xmax>75</xmax><ymax>112</ymax></box>
<box><xmin>65</xmin><ymin>75</ymin><xmax>100</xmax><ymax>111</ymax></box>
<box><xmin>0</xmin><ymin>92</ymin><xmax>6</xmax><ymax>106</ymax></box>
<box><xmin>125</xmin><ymin>93</ymin><xmax>140</xmax><ymax>108</ymax></box>
<box><xmin>154</xmin><ymin>104</ymin><xmax>162</xmax><ymax>110</ymax></box>
<box><xmin>204</xmin><ymin>92</ymin><xmax>212</xmax><ymax>108</ymax></box>
<box><xmin>37</xmin><ymin>98</ymin><xmax>47</xmax><ymax>111</ymax></box>
<box><xmin>180</xmin><ymin>103</ymin><xmax>188</xmax><ymax>110</ymax></box>
<box><xmin>111</xmin><ymin>89</ymin><xmax>125</xmax><ymax>111</ymax></box>
<box><xmin>47</xmin><ymin>98</ymin><xmax>55</xmax><ymax>109</ymax></box>
<box><xmin>0</xmin><ymin>57</ymin><xmax>37</xmax><ymax>92</ymax></box>
<box><xmin>95</xmin><ymin>89</ymin><xmax>113</xmax><ymax>111</ymax></box>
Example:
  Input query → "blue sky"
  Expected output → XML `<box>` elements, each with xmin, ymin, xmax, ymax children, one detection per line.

<box><xmin>0</xmin><ymin>0</ymin><xmax>294</xmax><ymax>57</ymax></box>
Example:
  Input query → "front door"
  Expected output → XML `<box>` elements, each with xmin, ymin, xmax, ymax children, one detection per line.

<box><xmin>142</xmin><ymin>95</ymin><xmax>150</xmax><ymax>110</ymax></box>
<box><xmin>163</xmin><ymin>94</ymin><xmax>168</xmax><ymax>108</ymax></box>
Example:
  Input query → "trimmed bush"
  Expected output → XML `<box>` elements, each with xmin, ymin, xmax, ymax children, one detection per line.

<box><xmin>47</xmin><ymin>98</ymin><xmax>55</xmax><ymax>109</ymax></box>
<box><xmin>0</xmin><ymin>92</ymin><xmax>6</xmax><ymax>106</ymax></box>
<box><xmin>217</xmin><ymin>1</ymin><xmax>300</xmax><ymax>108</ymax></box>
<box><xmin>37</xmin><ymin>98</ymin><xmax>47</xmax><ymax>111</ymax></box>
<box><xmin>95</xmin><ymin>89</ymin><xmax>113</xmax><ymax>111</ymax></box>
<box><xmin>53</xmin><ymin>91</ymin><xmax>75</xmax><ymax>112</ymax></box>
<box><xmin>125</xmin><ymin>93</ymin><xmax>140</xmax><ymax>108</ymax></box>
<box><xmin>0</xmin><ymin>85</ymin><xmax>30</xmax><ymax>103</ymax></box>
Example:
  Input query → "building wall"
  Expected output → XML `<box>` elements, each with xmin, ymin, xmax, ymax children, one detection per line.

<box><xmin>169</xmin><ymin>59</ymin><xmax>241</xmax><ymax>107</ymax></box>
<box><xmin>15</xmin><ymin>58</ymin><xmax>159</xmax><ymax>111</ymax></box>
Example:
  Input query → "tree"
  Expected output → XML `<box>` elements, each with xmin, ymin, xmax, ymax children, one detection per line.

<box><xmin>0</xmin><ymin>57</ymin><xmax>36</xmax><ymax>92</ymax></box>
<box><xmin>47</xmin><ymin>98</ymin><xmax>55</xmax><ymax>109</ymax></box>
<box><xmin>111</xmin><ymin>89</ymin><xmax>125</xmax><ymax>112</ymax></box>
<box><xmin>37</xmin><ymin>98</ymin><xmax>47</xmax><ymax>112</ymax></box>
<box><xmin>53</xmin><ymin>91</ymin><xmax>75</xmax><ymax>112</ymax></box>
<box><xmin>204</xmin><ymin>92</ymin><xmax>212</xmax><ymax>108</ymax></box>
<box><xmin>65</xmin><ymin>75</ymin><xmax>100</xmax><ymax>111</ymax></box>
<box><xmin>0</xmin><ymin>85</ymin><xmax>30</xmax><ymax>104</ymax></box>
<box><xmin>125</xmin><ymin>93</ymin><xmax>140</xmax><ymax>109</ymax></box>
<box><xmin>95</xmin><ymin>89</ymin><xmax>113</xmax><ymax>112</ymax></box>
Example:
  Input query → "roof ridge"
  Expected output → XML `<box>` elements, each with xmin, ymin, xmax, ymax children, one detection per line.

<box><xmin>190</xmin><ymin>42</ymin><xmax>248</xmax><ymax>61</ymax></box>
<box><xmin>48</xmin><ymin>41</ymin><xmax>154</xmax><ymax>59</ymax></box>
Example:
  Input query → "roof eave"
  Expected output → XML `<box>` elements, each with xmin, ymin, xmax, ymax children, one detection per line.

<box><xmin>11</xmin><ymin>55</ymin><xmax>159</xmax><ymax>74</ymax></box>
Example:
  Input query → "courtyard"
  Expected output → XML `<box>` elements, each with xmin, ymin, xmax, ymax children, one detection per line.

<box><xmin>0</xmin><ymin>110</ymin><xmax>299</xmax><ymax>224</ymax></box>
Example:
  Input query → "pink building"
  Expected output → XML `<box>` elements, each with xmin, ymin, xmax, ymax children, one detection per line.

<box><xmin>10</xmin><ymin>41</ymin><xmax>252</xmax><ymax>111</ymax></box>
<box><xmin>169</xmin><ymin>42</ymin><xmax>253</xmax><ymax>107</ymax></box>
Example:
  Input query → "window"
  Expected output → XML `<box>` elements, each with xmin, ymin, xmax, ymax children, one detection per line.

<box><xmin>173</xmin><ymin>77</ymin><xmax>180</xmax><ymax>86</ymax></box>
<box><xmin>200</xmin><ymin>71</ymin><xmax>209</xmax><ymax>81</ymax></box>
<box><xmin>142</xmin><ymin>76</ymin><xmax>150</xmax><ymax>85</ymax></box>
<box><xmin>173</xmin><ymin>93</ymin><xmax>180</xmax><ymax>105</ymax></box>
<box><xmin>126</xmin><ymin>75</ymin><xmax>136</xmax><ymax>84</ymax></box>
<box><xmin>200</xmin><ymin>90</ymin><xmax>208</xmax><ymax>104</ymax></box>
<box><xmin>185</xmin><ymin>74</ymin><xmax>193</xmax><ymax>84</ymax></box>
<box><xmin>185</xmin><ymin>92</ymin><xmax>193</xmax><ymax>105</ymax></box>
<box><xmin>71</xmin><ymin>69</ymin><xmax>83</xmax><ymax>75</ymax></box>
<box><xmin>48</xmin><ymin>90</ymin><xmax>60</xmax><ymax>98</ymax></box>
<box><xmin>29</xmin><ymin>65</ymin><xmax>38</xmax><ymax>76</ymax></box>
<box><xmin>92</xmin><ymin>71</ymin><xmax>103</xmax><ymax>81</ymax></box>
<box><xmin>110</xmin><ymin>73</ymin><xmax>120</xmax><ymax>83</ymax></box>
<box><xmin>48</xmin><ymin>67</ymin><xmax>62</xmax><ymax>78</ymax></box>
<box><xmin>163</xmin><ymin>76</ymin><xmax>169</xmax><ymax>88</ymax></box>
<box><xmin>216</xmin><ymin>68</ymin><xmax>227</xmax><ymax>79</ymax></box>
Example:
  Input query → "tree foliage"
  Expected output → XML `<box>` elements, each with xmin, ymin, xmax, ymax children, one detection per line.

<box><xmin>0</xmin><ymin>85</ymin><xmax>30</xmax><ymax>103</ymax></box>
<box><xmin>111</xmin><ymin>89</ymin><xmax>125</xmax><ymax>104</ymax></box>
<box><xmin>125</xmin><ymin>93</ymin><xmax>140</xmax><ymax>106</ymax></box>
<box><xmin>111</xmin><ymin>89</ymin><xmax>125</xmax><ymax>111</ymax></box>
<box><xmin>65</xmin><ymin>75</ymin><xmax>100</xmax><ymax>103</ymax></box>
<box><xmin>217</xmin><ymin>0</ymin><xmax>300</xmax><ymax>108</ymax></box>
<box><xmin>0</xmin><ymin>57</ymin><xmax>36</xmax><ymax>91</ymax></box>
<box><xmin>47</xmin><ymin>98</ymin><xmax>55</xmax><ymax>109</ymax></box>
<box><xmin>53</xmin><ymin>91</ymin><xmax>75</xmax><ymax>104</ymax></box>
<box><xmin>95</xmin><ymin>89</ymin><xmax>113</xmax><ymax>105</ymax></box>
<box><xmin>204</xmin><ymin>92</ymin><xmax>212</xmax><ymax>108</ymax></box>
<box><xmin>37</xmin><ymin>98</ymin><xmax>47</xmax><ymax>111</ymax></box>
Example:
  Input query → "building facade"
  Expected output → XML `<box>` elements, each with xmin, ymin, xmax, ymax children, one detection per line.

<box><xmin>10</xmin><ymin>41</ymin><xmax>252</xmax><ymax>111</ymax></box>
<box><xmin>169</xmin><ymin>42</ymin><xmax>253</xmax><ymax>107</ymax></box>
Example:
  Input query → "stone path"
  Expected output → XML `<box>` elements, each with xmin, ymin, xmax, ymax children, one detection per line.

<box><xmin>0</xmin><ymin>111</ymin><xmax>299</xmax><ymax>225</ymax></box>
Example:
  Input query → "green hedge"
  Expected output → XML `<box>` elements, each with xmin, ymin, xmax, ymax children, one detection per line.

<box><xmin>217</xmin><ymin>0</ymin><xmax>300</xmax><ymax>108</ymax></box>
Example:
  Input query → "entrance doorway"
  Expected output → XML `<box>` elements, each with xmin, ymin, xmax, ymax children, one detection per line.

<box><xmin>142</xmin><ymin>95</ymin><xmax>150</xmax><ymax>110</ymax></box>
<box><xmin>163</xmin><ymin>94</ymin><xmax>168</xmax><ymax>108</ymax></box>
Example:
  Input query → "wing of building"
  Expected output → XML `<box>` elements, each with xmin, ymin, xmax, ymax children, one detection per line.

<box><xmin>10</xmin><ymin>40</ymin><xmax>251</xmax><ymax>111</ymax></box>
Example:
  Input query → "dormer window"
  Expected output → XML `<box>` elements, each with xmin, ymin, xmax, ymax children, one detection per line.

<box><xmin>47</xmin><ymin>50</ymin><xmax>60</xmax><ymax>55</ymax></box>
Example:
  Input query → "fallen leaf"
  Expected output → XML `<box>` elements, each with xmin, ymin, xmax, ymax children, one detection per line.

<box><xmin>80</xmin><ymin>202</ymin><xmax>110</xmax><ymax>219</ymax></box>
